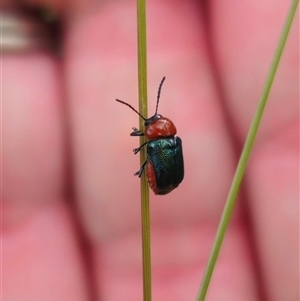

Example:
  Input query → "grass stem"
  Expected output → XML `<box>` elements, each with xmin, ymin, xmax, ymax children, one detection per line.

<box><xmin>196</xmin><ymin>1</ymin><xmax>299</xmax><ymax>300</ymax></box>
<box><xmin>137</xmin><ymin>0</ymin><xmax>151</xmax><ymax>300</ymax></box>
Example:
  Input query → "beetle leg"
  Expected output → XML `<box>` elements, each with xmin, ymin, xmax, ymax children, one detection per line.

<box><xmin>134</xmin><ymin>160</ymin><xmax>147</xmax><ymax>177</ymax></box>
<box><xmin>133</xmin><ymin>141</ymin><xmax>148</xmax><ymax>154</ymax></box>
<box><xmin>130</xmin><ymin>127</ymin><xmax>144</xmax><ymax>136</ymax></box>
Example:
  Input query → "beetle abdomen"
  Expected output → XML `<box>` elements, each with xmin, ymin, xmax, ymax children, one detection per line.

<box><xmin>146</xmin><ymin>137</ymin><xmax>184</xmax><ymax>195</ymax></box>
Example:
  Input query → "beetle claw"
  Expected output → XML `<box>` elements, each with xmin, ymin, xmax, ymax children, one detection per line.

<box><xmin>134</xmin><ymin>170</ymin><xmax>141</xmax><ymax>177</ymax></box>
<box><xmin>134</xmin><ymin>161</ymin><xmax>147</xmax><ymax>177</ymax></box>
<box><xmin>133</xmin><ymin>148</ymin><xmax>140</xmax><ymax>154</ymax></box>
<box><xmin>133</xmin><ymin>141</ymin><xmax>148</xmax><ymax>155</ymax></box>
<box><xmin>130</xmin><ymin>127</ymin><xmax>144</xmax><ymax>136</ymax></box>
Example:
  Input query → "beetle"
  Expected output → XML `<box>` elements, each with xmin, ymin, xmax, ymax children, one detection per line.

<box><xmin>116</xmin><ymin>77</ymin><xmax>184</xmax><ymax>195</ymax></box>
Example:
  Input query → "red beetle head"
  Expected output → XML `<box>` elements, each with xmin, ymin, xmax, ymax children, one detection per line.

<box><xmin>115</xmin><ymin>77</ymin><xmax>176</xmax><ymax>138</ymax></box>
<box><xmin>144</xmin><ymin>114</ymin><xmax>176</xmax><ymax>139</ymax></box>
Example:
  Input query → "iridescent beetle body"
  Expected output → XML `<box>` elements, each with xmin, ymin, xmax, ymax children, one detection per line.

<box><xmin>116</xmin><ymin>77</ymin><xmax>184</xmax><ymax>195</ymax></box>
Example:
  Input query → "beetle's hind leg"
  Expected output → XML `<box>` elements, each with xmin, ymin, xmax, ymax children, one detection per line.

<box><xmin>133</xmin><ymin>141</ymin><xmax>148</xmax><ymax>154</ymax></box>
<box><xmin>134</xmin><ymin>161</ymin><xmax>147</xmax><ymax>177</ymax></box>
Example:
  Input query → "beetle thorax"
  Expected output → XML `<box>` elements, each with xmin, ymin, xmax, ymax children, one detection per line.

<box><xmin>145</xmin><ymin>115</ymin><xmax>177</xmax><ymax>139</ymax></box>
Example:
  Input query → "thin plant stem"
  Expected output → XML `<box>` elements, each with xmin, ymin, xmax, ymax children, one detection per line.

<box><xmin>137</xmin><ymin>0</ymin><xmax>151</xmax><ymax>300</ymax></box>
<box><xmin>196</xmin><ymin>1</ymin><xmax>299</xmax><ymax>300</ymax></box>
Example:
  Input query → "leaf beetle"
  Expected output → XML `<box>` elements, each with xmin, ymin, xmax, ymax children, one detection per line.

<box><xmin>116</xmin><ymin>77</ymin><xmax>184</xmax><ymax>195</ymax></box>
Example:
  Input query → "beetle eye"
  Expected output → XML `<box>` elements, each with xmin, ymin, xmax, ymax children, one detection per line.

<box><xmin>145</xmin><ymin>114</ymin><xmax>161</xmax><ymax>126</ymax></box>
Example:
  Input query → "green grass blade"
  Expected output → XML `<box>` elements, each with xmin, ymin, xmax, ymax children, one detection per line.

<box><xmin>196</xmin><ymin>1</ymin><xmax>299</xmax><ymax>300</ymax></box>
<box><xmin>137</xmin><ymin>0</ymin><xmax>151</xmax><ymax>300</ymax></box>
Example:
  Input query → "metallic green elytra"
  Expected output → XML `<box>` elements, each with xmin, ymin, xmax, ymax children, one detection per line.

<box><xmin>146</xmin><ymin>137</ymin><xmax>184</xmax><ymax>195</ymax></box>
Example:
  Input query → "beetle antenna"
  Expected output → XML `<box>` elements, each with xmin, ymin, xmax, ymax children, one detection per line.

<box><xmin>115</xmin><ymin>99</ymin><xmax>147</xmax><ymax>121</ymax></box>
<box><xmin>155</xmin><ymin>76</ymin><xmax>166</xmax><ymax>115</ymax></box>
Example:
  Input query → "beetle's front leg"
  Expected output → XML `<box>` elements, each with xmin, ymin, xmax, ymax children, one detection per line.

<box><xmin>134</xmin><ymin>160</ymin><xmax>147</xmax><ymax>177</ymax></box>
<box><xmin>130</xmin><ymin>127</ymin><xmax>144</xmax><ymax>136</ymax></box>
<box><xmin>133</xmin><ymin>141</ymin><xmax>148</xmax><ymax>154</ymax></box>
